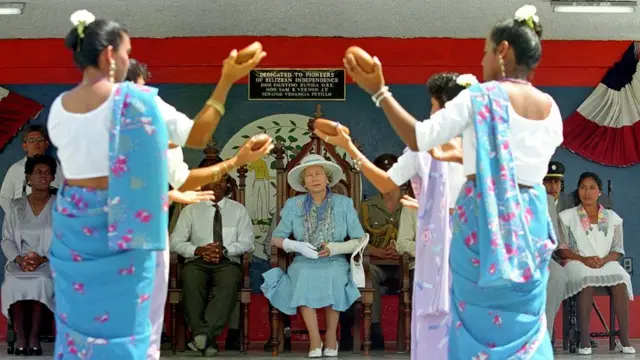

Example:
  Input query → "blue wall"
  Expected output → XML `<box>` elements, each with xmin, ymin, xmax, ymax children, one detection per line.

<box><xmin>1</xmin><ymin>84</ymin><xmax>637</xmax><ymax>289</ymax></box>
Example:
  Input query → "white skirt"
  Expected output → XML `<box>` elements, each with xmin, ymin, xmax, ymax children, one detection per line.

<box><xmin>1</xmin><ymin>262</ymin><xmax>54</xmax><ymax>317</ymax></box>
<box><xmin>563</xmin><ymin>260</ymin><xmax>633</xmax><ymax>300</ymax></box>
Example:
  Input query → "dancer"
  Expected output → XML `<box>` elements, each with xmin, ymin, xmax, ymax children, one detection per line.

<box><xmin>46</xmin><ymin>10</ymin><xmax>267</xmax><ymax>358</ymax></box>
<box><xmin>344</xmin><ymin>5</ymin><xmax>563</xmax><ymax>358</ymax></box>
<box><xmin>316</xmin><ymin>72</ymin><xmax>472</xmax><ymax>359</ymax></box>
<box><xmin>125</xmin><ymin>59</ymin><xmax>271</xmax><ymax>358</ymax></box>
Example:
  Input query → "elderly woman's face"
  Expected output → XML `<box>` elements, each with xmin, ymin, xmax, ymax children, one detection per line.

<box><xmin>578</xmin><ymin>176</ymin><xmax>600</xmax><ymax>207</ymax></box>
<box><xmin>27</xmin><ymin>164</ymin><xmax>53</xmax><ymax>191</ymax></box>
<box><xmin>303</xmin><ymin>165</ymin><xmax>329</xmax><ymax>193</ymax></box>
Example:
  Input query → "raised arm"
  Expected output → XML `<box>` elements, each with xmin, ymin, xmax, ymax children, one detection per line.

<box><xmin>159</xmin><ymin>49</ymin><xmax>266</xmax><ymax>150</ymax></box>
<box><xmin>177</xmin><ymin>135</ymin><xmax>274</xmax><ymax>192</ymax></box>
<box><xmin>343</xmin><ymin>55</ymin><xmax>471</xmax><ymax>151</ymax></box>
<box><xmin>313</xmin><ymin>128</ymin><xmax>417</xmax><ymax>194</ymax></box>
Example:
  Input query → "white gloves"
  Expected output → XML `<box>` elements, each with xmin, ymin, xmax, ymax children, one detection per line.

<box><xmin>325</xmin><ymin>239</ymin><xmax>361</xmax><ymax>256</ymax></box>
<box><xmin>282</xmin><ymin>239</ymin><xmax>318</xmax><ymax>259</ymax></box>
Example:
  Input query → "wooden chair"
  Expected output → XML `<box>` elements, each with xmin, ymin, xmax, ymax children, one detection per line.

<box><xmin>562</xmin><ymin>180</ymin><xmax>619</xmax><ymax>353</ymax></box>
<box><xmin>268</xmin><ymin>106</ymin><xmax>374</xmax><ymax>355</ymax></box>
<box><xmin>363</xmin><ymin>255</ymin><xmax>412</xmax><ymax>353</ymax></box>
<box><xmin>167</xmin><ymin>146</ymin><xmax>252</xmax><ymax>354</ymax></box>
<box><xmin>362</xmin><ymin>181</ymin><xmax>416</xmax><ymax>353</ymax></box>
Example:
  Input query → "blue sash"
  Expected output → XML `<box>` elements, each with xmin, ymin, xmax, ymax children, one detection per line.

<box><xmin>469</xmin><ymin>81</ymin><xmax>555</xmax><ymax>288</ymax></box>
<box><xmin>108</xmin><ymin>82</ymin><xmax>168</xmax><ymax>250</ymax></box>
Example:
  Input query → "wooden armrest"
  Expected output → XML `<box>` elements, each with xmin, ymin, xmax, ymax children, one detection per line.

<box><xmin>169</xmin><ymin>253</ymin><xmax>185</xmax><ymax>290</ymax></box>
<box><xmin>400</xmin><ymin>253</ymin><xmax>411</xmax><ymax>291</ymax></box>
<box><xmin>241</xmin><ymin>252</ymin><xmax>250</xmax><ymax>288</ymax></box>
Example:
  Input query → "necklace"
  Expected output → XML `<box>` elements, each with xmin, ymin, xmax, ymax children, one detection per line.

<box><xmin>500</xmin><ymin>78</ymin><xmax>531</xmax><ymax>85</ymax></box>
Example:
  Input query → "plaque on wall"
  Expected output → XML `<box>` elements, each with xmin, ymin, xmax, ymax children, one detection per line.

<box><xmin>248</xmin><ymin>69</ymin><xmax>346</xmax><ymax>101</ymax></box>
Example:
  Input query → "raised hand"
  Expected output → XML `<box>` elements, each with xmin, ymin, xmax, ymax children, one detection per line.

<box><xmin>343</xmin><ymin>54</ymin><xmax>385</xmax><ymax>95</ymax></box>
<box><xmin>169</xmin><ymin>190</ymin><xmax>215</xmax><ymax>204</ymax></box>
<box><xmin>221</xmin><ymin>48</ymin><xmax>267</xmax><ymax>84</ymax></box>
<box><xmin>313</xmin><ymin>125</ymin><xmax>352</xmax><ymax>150</ymax></box>
<box><xmin>235</xmin><ymin>135</ymin><xmax>274</xmax><ymax>166</ymax></box>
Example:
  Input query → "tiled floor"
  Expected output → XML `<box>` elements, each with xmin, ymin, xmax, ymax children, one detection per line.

<box><xmin>0</xmin><ymin>340</ymin><xmax>637</xmax><ymax>358</ymax></box>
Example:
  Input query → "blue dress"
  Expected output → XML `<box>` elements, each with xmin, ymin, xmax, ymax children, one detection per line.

<box><xmin>261</xmin><ymin>194</ymin><xmax>363</xmax><ymax>315</ymax></box>
<box><xmin>50</xmin><ymin>83</ymin><xmax>169</xmax><ymax>359</ymax></box>
<box><xmin>447</xmin><ymin>82</ymin><xmax>556</xmax><ymax>359</ymax></box>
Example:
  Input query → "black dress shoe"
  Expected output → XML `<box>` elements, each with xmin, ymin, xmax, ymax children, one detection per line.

<box><xmin>225</xmin><ymin>329</ymin><xmax>241</xmax><ymax>351</ymax></box>
<box><xmin>14</xmin><ymin>347</ymin><xmax>27</xmax><ymax>356</ymax></box>
<box><xmin>29</xmin><ymin>347</ymin><xmax>43</xmax><ymax>356</ymax></box>
<box><xmin>370</xmin><ymin>331</ymin><xmax>385</xmax><ymax>350</ymax></box>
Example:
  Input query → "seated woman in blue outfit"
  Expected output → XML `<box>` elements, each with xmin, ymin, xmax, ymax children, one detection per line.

<box><xmin>262</xmin><ymin>154</ymin><xmax>365</xmax><ymax>358</ymax></box>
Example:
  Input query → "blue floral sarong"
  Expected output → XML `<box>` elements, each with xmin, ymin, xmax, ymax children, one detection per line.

<box><xmin>50</xmin><ymin>82</ymin><xmax>169</xmax><ymax>359</ymax></box>
<box><xmin>448</xmin><ymin>82</ymin><xmax>557</xmax><ymax>359</ymax></box>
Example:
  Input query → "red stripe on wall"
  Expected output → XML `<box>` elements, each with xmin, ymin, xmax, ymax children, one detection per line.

<box><xmin>0</xmin><ymin>36</ymin><xmax>630</xmax><ymax>86</ymax></box>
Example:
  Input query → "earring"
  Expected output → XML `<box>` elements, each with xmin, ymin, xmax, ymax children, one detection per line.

<box><xmin>498</xmin><ymin>57</ymin><xmax>506</xmax><ymax>79</ymax></box>
<box><xmin>108</xmin><ymin>59</ymin><xmax>116</xmax><ymax>83</ymax></box>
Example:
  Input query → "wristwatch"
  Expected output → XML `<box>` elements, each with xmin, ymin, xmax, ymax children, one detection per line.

<box><xmin>222</xmin><ymin>248</ymin><xmax>228</xmax><ymax>257</ymax></box>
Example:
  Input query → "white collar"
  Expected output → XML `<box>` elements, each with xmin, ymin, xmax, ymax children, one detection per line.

<box><xmin>206</xmin><ymin>198</ymin><xmax>227</xmax><ymax>209</ymax></box>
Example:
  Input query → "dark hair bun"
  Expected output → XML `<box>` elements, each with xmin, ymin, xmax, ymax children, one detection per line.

<box><xmin>64</xmin><ymin>27</ymin><xmax>80</xmax><ymax>52</ymax></box>
<box><xmin>64</xmin><ymin>19</ymin><xmax>128</xmax><ymax>70</ymax></box>
<box><xmin>490</xmin><ymin>18</ymin><xmax>543</xmax><ymax>71</ymax></box>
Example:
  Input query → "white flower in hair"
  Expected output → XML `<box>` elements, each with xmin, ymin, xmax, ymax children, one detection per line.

<box><xmin>70</xmin><ymin>10</ymin><xmax>95</xmax><ymax>27</ymax></box>
<box><xmin>456</xmin><ymin>74</ymin><xmax>478</xmax><ymax>88</ymax></box>
<box><xmin>514</xmin><ymin>5</ymin><xmax>539</xmax><ymax>28</ymax></box>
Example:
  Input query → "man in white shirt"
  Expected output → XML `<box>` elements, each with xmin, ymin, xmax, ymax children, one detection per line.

<box><xmin>0</xmin><ymin>125</ymin><xmax>63</xmax><ymax>214</ymax></box>
<box><xmin>170</xmin><ymin>171</ymin><xmax>255</xmax><ymax>356</ymax></box>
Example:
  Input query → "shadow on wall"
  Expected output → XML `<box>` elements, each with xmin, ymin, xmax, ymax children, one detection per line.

<box><xmin>0</xmin><ymin>84</ymin><xmax>637</xmax><ymax>291</ymax></box>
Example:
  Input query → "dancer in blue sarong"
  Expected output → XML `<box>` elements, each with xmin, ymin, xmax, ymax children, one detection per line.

<box><xmin>46</xmin><ymin>10</ymin><xmax>266</xmax><ymax>359</ymax></box>
<box><xmin>344</xmin><ymin>5</ymin><xmax>564</xmax><ymax>358</ymax></box>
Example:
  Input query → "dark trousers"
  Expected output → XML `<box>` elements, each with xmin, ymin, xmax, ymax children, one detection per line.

<box><xmin>182</xmin><ymin>258</ymin><xmax>242</xmax><ymax>341</ymax></box>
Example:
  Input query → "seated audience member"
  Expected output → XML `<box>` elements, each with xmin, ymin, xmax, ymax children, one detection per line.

<box><xmin>357</xmin><ymin>153</ymin><xmax>403</xmax><ymax>349</ymax></box>
<box><xmin>542</xmin><ymin>162</ymin><xmax>568</xmax><ymax>343</ymax></box>
<box><xmin>263</xmin><ymin>154</ymin><xmax>364</xmax><ymax>358</ymax></box>
<box><xmin>556</xmin><ymin>172</ymin><xmax>634</xmax><ymax>355</ymax></box>
<box><xmin>0</xmin><ymin>126</ymin><xmax>63</xmax><ymax>215</ymax></box>
<box><xmin>1</xmin><ymin>155</ymin><xmax>58</xmax><ymax>356</ymax></box>
<box><xmin>170</xmin><ymin>163</ymin><xmax>255</xmax><ymax>356</ymax></box>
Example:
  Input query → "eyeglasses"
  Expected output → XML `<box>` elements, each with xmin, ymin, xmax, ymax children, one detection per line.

<box><xmin>25</xmin><ymin>137</ymin><xmax>45</xmax><ymax>144</ymax></box>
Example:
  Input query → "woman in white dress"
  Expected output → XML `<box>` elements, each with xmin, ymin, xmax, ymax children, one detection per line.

<box><xmin>1</xmin><ymin>155</ymin><xmax>57</xmax><ymax>356</ymax></box>
<box><xmin>557</xmin><ymin>172</ymin><xmax>634</xmax><ymax>355</ymax></box>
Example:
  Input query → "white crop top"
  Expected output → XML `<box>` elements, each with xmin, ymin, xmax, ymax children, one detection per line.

<box><xmin>415</xmin><ymin>88</ymin><xmax>563</xmax><ymax>186</ymax></box>
<box><xmin>48</xmin><ymin>86</ymin><xmax>194</xmax><ymax>182</ymax></box>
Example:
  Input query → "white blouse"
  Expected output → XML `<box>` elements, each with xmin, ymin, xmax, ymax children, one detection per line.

<box><xmin>415</xmin><ymin>89</ymin><xmax>563</xmax><ymax>186</ymax></box>
<box><xmin>47</xmin><ymin>86</ymin><xmax>194</xmax><ymax>180</ymax></box>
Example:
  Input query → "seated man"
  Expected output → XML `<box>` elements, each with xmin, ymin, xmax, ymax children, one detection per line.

<box><xmin>350</xmin><ymin>153</ymin><xmax>404</xmax><ymax>349</ymax></box>
<box><xmin>543</xmin><ymin>162</ymin><xmax>568</xmax><ymax>345</ymax></box>
<box><xmin>170</xmin><ymin>169</ymin><xmax>255</xmax><ymax>356</ymax></box>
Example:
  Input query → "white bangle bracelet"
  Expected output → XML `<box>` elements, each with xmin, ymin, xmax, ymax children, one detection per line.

<box><xmin>375</xmin><ymin>91</ymin><xmax>393</xmax><ymax>108</ymax></box>
<box><xmin>371</xmin><ymin>86</ymin><xmax>389</xmax><ymax>103</ymax></box>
